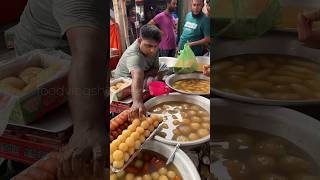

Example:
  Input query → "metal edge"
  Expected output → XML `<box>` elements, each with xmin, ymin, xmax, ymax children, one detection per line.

<box><xmin>165</xmin><ymin>73</ymin><xmax>210</xmax><ymax>95</ymax></box>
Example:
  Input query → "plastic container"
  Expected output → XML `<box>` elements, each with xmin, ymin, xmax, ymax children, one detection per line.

<box><xmin>148</xmin><ymin>81</ymin><xmax>171</xmax><ymax>96</ymax></box>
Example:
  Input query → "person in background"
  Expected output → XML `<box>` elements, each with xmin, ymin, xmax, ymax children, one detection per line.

<box><xmin>13</xmin><ymin>0</ymin><xmax>107</xmax><ymax>178</ymax></box>
<box><xmin>148</xmin><ymin>0</ymin><xmax>178</xmax><ymax>57</ymax></box>
<box><xmin>110</xmin><ymin>9</ymin><xmax>122</xmax><ymax>54</ymax></box>
<box><xmin>178</xmin><ymin>0</ymin><xmax>210</xmax><ymax>56</ymax></box>
<box><xmin>298</xmin><ymin>9</ymin><xmax>320</xmax><ymax>44</ymax></box>
<box><xmin>114</xmin><ymin>25</ymin><xmax>164</xmax><ymax>117</ymax></box>
<box><xmin>204</xmin><ymin>0</ymin><xmax>210</xmax><ymax>17</ymax></box>
<box><xmin>128</xmin><ymin>6</ymin><xmax>140</xmax><ymax>43</ymax></box>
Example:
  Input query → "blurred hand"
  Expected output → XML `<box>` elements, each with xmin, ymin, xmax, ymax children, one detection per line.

<box><xmin>58</xmin><ymin>129</ymin><xmax>107</xmax><ymax>180</ymax></box>
<box><xmin>175</xmin><ymin>47</ymin><xmax>180</xmax><ymax>56</ymax></box>
<box><xmin>130</xmin><ymin>102</ymin><xmax>146</xmax><ymax>118</ymax></box>
<box><xmin>203</xmin><ymin>64</ymin><xmax>210</xmax><ymax>77</ymax></box>
<box><xmin>187</xmin><ymin>42</ymin><xmax>194</xmax><ymax>47</ymax></box>
<box><xmin>297</xmin><ymin>13</ymin><xmax>313</xmax><ymax>42</ymax></box>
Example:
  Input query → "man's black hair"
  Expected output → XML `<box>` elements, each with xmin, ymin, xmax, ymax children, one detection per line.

<box><xmin>140</xmin><ymin>24</ymin><xmax>161</xmax><ymax>43</ymax></box>
<box><xmin>206</xmin><ymin>0</ymin><xmax>210</xmax><ymax>3</ymax></box>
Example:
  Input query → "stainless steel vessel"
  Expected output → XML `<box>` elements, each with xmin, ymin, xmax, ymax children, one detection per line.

<box><xmin>166</xmin><ymin>73</ymin><xmax>210</xmax><ymax>96</ymax></box>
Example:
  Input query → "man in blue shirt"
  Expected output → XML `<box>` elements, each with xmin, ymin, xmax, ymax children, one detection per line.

<box><xmin>178</xmin><ymin>0</ymin><xmax>210</xmax><ymax>56</ymax></box>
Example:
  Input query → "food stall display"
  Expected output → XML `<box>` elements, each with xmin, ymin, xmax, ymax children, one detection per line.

<box><xmin>110</xmin><ymin>114</ymin><xmax>163</xmax><ymax>170</ymax></box>
<box><xmin>150</xmin><ymin>102</ymin><xmax>210</xmax><ymax>142</ymax></box>
<box><xmin>0</xmin><ymin>51</ymin><xmax>70</xmax><ymax>125</ymax></box>
<box><xmin>145</xmin><ymin>94</ymin><xmax>210</xmax><ymax>147</ymax></box>
<box><xmin>110</xmin><ymin>78</ymin><xmax>132</xmax><ymax>102</ymax></box>
<box><xmin>110</xmin><ymin>149</ymin><xmax>182</xmax><ymax>180</ymax></box>
<box><xmin>110</xmin><ymin>110</ymin><xmax>131</xmax><ymax>141</ymax></box>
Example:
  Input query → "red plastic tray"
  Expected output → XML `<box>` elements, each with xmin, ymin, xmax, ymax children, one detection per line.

<box><xmin>0</xmin><ymin>128</ymin><xmax>71</xmax><ymax>165</ymax></box>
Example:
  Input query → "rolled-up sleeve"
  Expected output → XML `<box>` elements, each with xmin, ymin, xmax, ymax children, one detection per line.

<box><xmin>52</xmin><ymin>0</ymin><xmax>107</xmax><ymax>36</ymax></box>
<box><xmin>127</xmin><ymin>55</ymin><xmax>144</xmax><ymax>72</ymax></box>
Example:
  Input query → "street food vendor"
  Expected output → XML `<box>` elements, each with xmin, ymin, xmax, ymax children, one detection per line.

<box><xmin>178</xmin><ymin>0</ymin><xmax>210</xmax><ymax>56</ymax></box>
<box><xmin>298</xmin><ymin>9</ymin><xmax>320</xmax><ymax>44</ymax></box>
<box><xmin>114</xmin><ymin>24</ymin><xmax>163</xmax><ymax>117</ymax></box>
<box><xmin>13</xmin><ymin>0</ymin><xmax>107</xmax><ymax>178</ymax></box>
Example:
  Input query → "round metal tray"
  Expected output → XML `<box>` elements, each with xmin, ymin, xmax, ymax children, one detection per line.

<box><xmin>166</xmin><ymin>73</ymin><xmax>210</xmax><ymax>96</ymax></box>
<box><xmin>212</xmin><ymin>54</ymin><xmax>320</xmax><ymax>106</ymax></box>
<box><xmin>144</xmin><ymin>93</ymin><xmax>210</xmax><ymax>147</ymax></box>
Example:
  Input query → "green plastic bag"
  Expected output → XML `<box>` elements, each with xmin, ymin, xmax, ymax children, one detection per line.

<box><xmin>174</xmin><ymin>44</ymin><xmax>198</xmax><ymax>74</ymax></box>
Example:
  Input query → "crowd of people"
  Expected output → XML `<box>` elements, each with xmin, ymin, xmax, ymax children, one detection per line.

<box><xmin>114</xmin><ymin>0</ymin><xmax>211</xmax><ymax>117</ymax></box>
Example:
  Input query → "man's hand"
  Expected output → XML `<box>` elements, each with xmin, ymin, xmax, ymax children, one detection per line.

<box><xmin>58</xmin><ymin>129</ymin><xmax>107</xmax><ymax>179</ymax></box>
<box><xmin>187</xmin><ymin>41</ymin><xmax>194</xmax><ymax>47</ymax></box>
<box><xmin>203</xmin><ymin>64</ymin><xmax>210</xmax><ymax>77</ymax></box>
<box><xmin>297</xmin><ymin>13</ymin><xmax>312</xmax><ymax>42</ymax></box>
<box><xmin>130</xmin><ymin>102</ymin><xmax>146</xmax><ymax>117</ymax></box>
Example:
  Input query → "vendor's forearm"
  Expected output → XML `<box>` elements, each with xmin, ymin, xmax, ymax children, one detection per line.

<box><xmin>131</xmin><ymin>70</ymin><xmax>144</xmax><ymax>104</ymax></box>
<box><xmin>132</xmin><ymin>84</ymin><xmax>144</xmax><ymax>104</ymax></box>
<box><xmin>190</xmin><ymin>37</ymin><xmax>210</xmax><ymax>47</ymax></box>
<box><xmin>67</xmin><ymin>28</ymin><xmax>107</xmax><ymax>132</ymax></box>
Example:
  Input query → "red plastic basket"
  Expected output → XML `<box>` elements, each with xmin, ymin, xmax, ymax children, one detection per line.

<box><xmin>0</xmin><ymin>128</ymin><xmax>71</xmax><ymax>165</ymax></box>
<box><xmin>0</xmin><ymin>136</ymin><xmax>57</xmax><ymax>165</ymax></box>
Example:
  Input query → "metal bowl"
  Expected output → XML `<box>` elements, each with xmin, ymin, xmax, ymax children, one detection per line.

<box><xmin>166</xmin><ymin>73</ymin><xmax>210</xmax><ymax>95</ymax></box>
<box><xmin>143</xmin><ymin>140</ymin><xmax>201</xmax><ymax>180</ymax></box>
<box><xmin>144</xmin><ymin>93</ymin><xmax>210</xmax><ymax>147</ymax></box>
<box><xmin>212</xmin><ymin>54</ymin><xmax>320</xmax><ymax>106</ymax></box>
<box><xmin>212</xmin><ymin>98</ymin><xmax>320</xmax><ymax>166</ymax></box>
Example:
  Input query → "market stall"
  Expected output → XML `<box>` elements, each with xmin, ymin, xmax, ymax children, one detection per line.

<box><xmin>109</xmin><ymin>53</ymin><xmax>211</xmax><ymax>179</ymax></box>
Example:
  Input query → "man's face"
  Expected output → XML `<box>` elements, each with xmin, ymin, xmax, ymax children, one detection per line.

<box><xmin>168</xmin><ymin>0</ymin><xmax>177</xmax><ymax>12</ymax></box>
<box><xmin>139</xmin><ymin>38</ymin><xmax>159</xmax><ymax>57</ymax></box>
<box><xmin>192</xmin><ymin>0</ymin><xmax>204</xmax><ymax>15</ymax></box>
